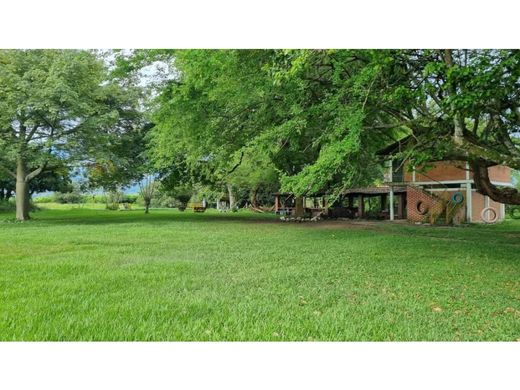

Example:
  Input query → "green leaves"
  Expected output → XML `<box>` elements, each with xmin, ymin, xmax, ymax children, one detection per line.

<box><xmin>0</xmin><ymin>50</ymin><xmax>145</xmax><ymax>193</ymax></box>
<box><xmin>130</xmin><ymin>49</ymin><xmax>520</xmax><ymax>203</ymax></box>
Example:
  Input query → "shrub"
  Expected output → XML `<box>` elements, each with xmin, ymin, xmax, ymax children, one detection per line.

<box><xmin>105</xmin><ymin>191</ymin><xmax>123</xmax><ymax>210</ymax></box>
<box><xmin>122</xmin><ymin>194</ymin><xmax>138</xmax><ymax>204</ymax></box>
<box><xmin>0</xmin><ymin>199</ymin><xmax>39</xmax><ymax>212</ymax></box>
<box><xmin>508</xmin><ymin>205</ymin><xmax>520</xmax><ymax>219</ymax></box>
<box><xmin>175</xmin><ymin>193</ymin><xmax>191</xmax><ymax>211</ymax></box>
<box><xmin>33</xmin><ymin>195</ymin><xmax>53</xmax><ymax>203</ymax></box>
<box><xmin>53</xmin><ymin>191</ymin><xmax>85</xmax><ymax>204</ymax></box>
<box><xmin>91</xmin><ymin>194</ymin><xmax>107</xmax><ymax>204</ymax></box>
<box><xmin>150</xmin><ymin>194</ymin><xmax>177</xmax><ymax>208</ymax></box>
<box><xmin>0</xmin><ymin>199</ymin><xmax>15</xmax><ymax>211</ymax></box>
<box><xmin>169</xmin><ymin>187</ymin><xmax>193</xmax><ymax>211</ymax></box>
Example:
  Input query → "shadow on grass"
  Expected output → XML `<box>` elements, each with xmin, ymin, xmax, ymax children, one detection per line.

<box><xmin>14</xmin><ymin>208</ymin><xmax>281</xmax><ymax>226</ymax></box>
<box><xmin>3</xmin><ymin>209</ymin><xmax>520</xmax><ymax>251</ymax></box>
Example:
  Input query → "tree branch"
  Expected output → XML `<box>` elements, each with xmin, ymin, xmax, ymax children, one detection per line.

<box><xmin>226</xmin><ymin>151</ymin><xmax>244</xmax><ymax>174</ymax></box>
<box><xmin>25</xmin><ymin>124</ymin><xmax>40</xmax><ymax>143</ymax></box>
<box><xmin>471</xmin><ymin>160</ymin><xmax>520</xmax><ymax>205</ymax></box>
<box><xmin>443</xmin><ymin>49</ymin><xmax>467</xmax><ymax>143</ymax></box>
<box><xmin>24</xmin><ymin>125</ymin><xmax>55</xmax><ymax>182</ymax></box>
<box><xmin>0</xmin><ymin>163</ymin><xmax>16</xmax><ymax>179</ymax></box>
<box><xmin>25</xmin><ymin>162</ymin><xmax>48</xmax><ymax>181</ymax></box>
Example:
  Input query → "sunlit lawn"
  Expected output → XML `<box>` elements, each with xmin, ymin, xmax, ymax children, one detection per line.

<box><xmin>1</xmin><ymin>205</ymin><xmax>519</xmax><ymax>341</ymax></box>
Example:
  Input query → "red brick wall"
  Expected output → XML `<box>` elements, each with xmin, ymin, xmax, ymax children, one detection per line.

<box><xmin>406</xmin><ymin>186</ymin><xmax>466</xmax><ymax>223</ymax></box>
<box><xmin>471</xmin><ymin>192</ymin><xmax>485</xmax><ymax>222</ymax></box>
<box><xmin>471</xmin><ymin>192</ymin><xmax>505</xmax><ymax>222</ymax></box>
<box><xmin>407</xmin><ymin>184</ymin><xmax>507</xmax><ymax>223</ymax></box>
<box><xmin>490</xmin><ymin>198</ymin><xmax>504</xmax><ymax>220</ymax></box>
<box><xmin>404</xmin><ymin>161</ymin><xmax>511</xmax><ymax>184</ymax></box>
<box><xmin>486</xmin><ymin>165</ymin><xmax>511</xmax><ymax>183</ymax></box>
<box><xmin>413</xmin><ymin>161</ymin><xmax>467</xmax><ymax>182</ymax></box>
<box><xmin>440</xmin><ymin>190</ymin><xmax>467</xmax><ymax>224</ymax></box>
<box><xmin>406</xmin><ymin>186</ymin><xmax>444</xmax><ymax>222</ymax></box>
<box><xmin>403</xmin><ymin>162</ymin><xmax>413</xmax><ymax>182</ymax></box>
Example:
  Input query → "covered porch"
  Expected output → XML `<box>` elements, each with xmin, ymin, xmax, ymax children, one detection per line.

<box><xmin>274</xmin><ymin>186</ymin><xmax>407</xmax><ymax>220</ymax></box>
<box><xmin>274</xmin><ymin>193</ymin><xmax>328</xmax><ymax>218</ymax></box>
<box><xmin>337</xmin><ymin>186</ymin><xmax>407</xmax><ymax>220</ymax></box>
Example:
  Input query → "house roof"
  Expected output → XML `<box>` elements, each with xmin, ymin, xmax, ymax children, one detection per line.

<box><xmin>342</xmin><ymin>186</ymin><xmax>407</xmax><ymax>196</ymax></box>
<box><xmin>274</xmin><ymin>186</ymin><xmax>407</xmax><ymax>197</ymax></box>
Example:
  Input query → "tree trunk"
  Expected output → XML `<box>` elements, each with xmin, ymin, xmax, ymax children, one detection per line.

<box><xmin>251</xmin><ymin>186</ymin><xmax>259</xmax><ymax>208</ymax></box>
<box><xmin>15</xmin><ymin>158</ymin><xmax>30</xmax><ymax>221</ymax></box>
<box><xmin>144</xmin><ymin>199</ymin><xmax>150</xmax><ymax>214</ymax></box>
<box><xmin>227</xmin><ymin>184</ymin><xmax>236</xmax><ymax>210</ymax></box>
<box><xmin>294</xmin><ymin>196</ymin><xmax>304</xmax><ymax>217</ymax></box>
<box><xmin>443</xmin><ymin>49</ymin><xmax>465</xmax><ymax>145</ymax></box>
<box><xmin>472</xmin><ymin>161</ymin><xmax>520</xmax><ymax>204</ymax></box>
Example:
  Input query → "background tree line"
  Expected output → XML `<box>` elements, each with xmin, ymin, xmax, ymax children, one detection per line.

<box><xmin>2</xmin><ymin>49</ymin><xmax>519</xmax><ymax>220</ymax></box>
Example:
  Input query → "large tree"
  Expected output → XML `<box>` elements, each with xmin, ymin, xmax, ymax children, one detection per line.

<box><xmin>129</xmin><ymin>49</ymin><xmax>520</xmax><ymax>207</ymax></box>
<box><xmin>269</xmin><ymin>50</ymin><xmax>520</xmax><ymax>204</ymax></box>
<box><xmin>396</xmin><ymin>49</ymin><xmax>520</xmax><ymax>204</ymax></box>
<box><xmin>83</xmin><ymin>122</ymin><xmax>152</xmax><ymax>193</ymax></box>
<box><xmin>138</xmin><ymin>50</ymin><xmax>368</xmax><ymax>214</ymax></box>
<box><xmin>0</xmin><ymin>50</ymin><xmax>142</xmax><ymax>220</ymax></box>
<box><xmin>145</xmin><ymin>50</ymin><xmax>283</xmax><ymax>204</ymax></box>
<box><xmin>0</xmin><ymin>162</ymin><xmax>71</xmax><ymax>200</ymax></box>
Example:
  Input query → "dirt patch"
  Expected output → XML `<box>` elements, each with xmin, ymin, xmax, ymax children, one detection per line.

<box><xmin>281</xmin><ymin>219</ymin><xmax>408</xmax><ymax>231</ymax></box>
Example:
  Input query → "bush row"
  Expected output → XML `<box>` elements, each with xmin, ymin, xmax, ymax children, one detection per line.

<box><xmin>33</xmin><ymin>193</ymin><xmax>139</xmax><ymax>204</ymax></box>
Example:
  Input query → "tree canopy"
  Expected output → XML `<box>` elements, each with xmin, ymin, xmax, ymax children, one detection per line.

<box><xmin>136</xmin><ymin>49</ymin><xmax>520</xmax><ymax>205</ymax></box>
<box><xmin>0</xmin><ymin>49</ymin><xmax>144</xmax><ymax>219</ymax></box>
<box><xmin>3</xmin><ymin>49</ymin><xmax>520</xmax><ymax>220</ymax></box>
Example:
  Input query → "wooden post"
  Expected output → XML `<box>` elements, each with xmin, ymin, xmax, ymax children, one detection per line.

<box><xmin>465</xmin><ymin>184</ymin><xmax>472</xmax><ymax>222</ymax></box>
<box><xmin>381</xmin><ymin>194</ymin><xmax>387</xmax><ymax>211</ymax></box>
<box><xmin>294</xmin><ymin>196</ymin><xmax>304</xmax><ymax>217</ymax></box>
<box><xmin>388</xmin><ymin>160</ymin><xmax>395</xmax><ymax>221</ymax></box>
<box><xmin>274</xmin><ymin>194</ymin><xmax>279</xmax><ymax>213</ymax></box>
<box><xmin>397</xmin><ymin>194</ymin><xmax>403</xmax><ymax>219</ymax></box>
<box><xmin>358</xmin><ymin>195</ymin><xmax>364</xmax><ymax>218</ymax></box>
<box><xmin>322</xmin><ymin>196</ymin><xmax>328</xmax><ymax>216</ymax></box>
<box><xmin>389</xmin><ymin>187</ymin><xmax>394</xmax><ymax>221</ymax></box>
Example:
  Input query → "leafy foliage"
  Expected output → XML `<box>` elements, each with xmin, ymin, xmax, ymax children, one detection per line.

<box><xmin>138</xmin><ymin>50</ymin><xmax>385</xmax><ymax>199</ymax></box>
<box><xmin>143</xmin><ymin>49</ymin><xmax>520</xmax><ymax>204</ymax></box>
<box><xmin>0</xmin><ymin>49</ymin><xmax>144</xmax><ymax>219</ymax></box>
<box><xmin>138</xmin><ymin>175</ymin><xmax>157</xmax><ymax>213</ymax></box>
<box><xmin>53</xmin><ymin>190</ymin><xmax>85</xmax><ymax>204</ymax></box>
<box><xmin>1</xmin><ymin>162</ymin><xmax>72</xmax><ymax>198</ymax></box>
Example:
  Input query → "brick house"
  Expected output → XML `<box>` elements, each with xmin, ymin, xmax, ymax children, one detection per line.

<box><xmin>386</xmin><ymin>160</ymin><xmax>512</xmax><ymax>223</ymax></box>
<box><xmin>274</xmin><ymin>160</ymin><xmax>513</xmax><ymax>224</ymax></box>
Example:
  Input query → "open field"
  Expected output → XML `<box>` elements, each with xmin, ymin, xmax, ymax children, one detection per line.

<box><xmin>1</xmin><ymin>205</ymin><xmax>519</xmax><ymax>341</ymax></box>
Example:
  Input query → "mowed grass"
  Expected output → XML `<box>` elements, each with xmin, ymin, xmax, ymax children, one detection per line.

<box><xmin>1</xmin><ymin>205</ymin><xmax>519</xmax><ymax>341</ymax></box>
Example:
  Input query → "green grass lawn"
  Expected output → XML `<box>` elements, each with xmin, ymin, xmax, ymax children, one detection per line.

<box><xmin>1</xmin><ymin>205</ymin><xmax>519</xmax><ymax>341</ymax></box>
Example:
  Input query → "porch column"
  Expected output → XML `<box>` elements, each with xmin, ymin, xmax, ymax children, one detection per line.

<box><xmin>465</xmin><ymin>183</ymin><xmax>472</xmax><ymax>222</ymax></box>
<box><xmin>389</xmin><ymin>187</ymin><xmax>395</xmax><ymax>221</ymax></box>
<box><xmin>465</xmin><ymin>162</ymin><xmax>472</xmax><ymax>222</ymax></box>
<box><xmin>358</xmin><ymin>195</ymin><xmax>364</xmax><ymax>218</ymax></box>
<box><xmin>396</xmin><ymin>194</ymin><xmax>403</xmax><ymax>219</ymax></box>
